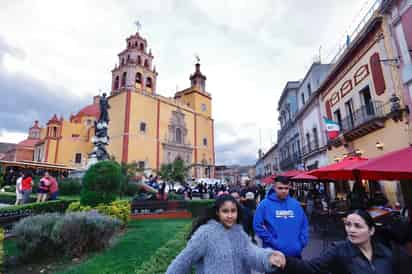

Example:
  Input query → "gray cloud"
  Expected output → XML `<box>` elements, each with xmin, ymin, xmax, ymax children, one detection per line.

<box><xmin>0</xmin><ymin>36</ymin><xmax>88</xmax><ymax>132</ymax></box>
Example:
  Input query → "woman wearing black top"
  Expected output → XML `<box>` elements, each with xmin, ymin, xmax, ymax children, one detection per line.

<box><xmin>273</xmin><ymin>209</ymin><xmax>404</xmax><ymax>274</ymax></box>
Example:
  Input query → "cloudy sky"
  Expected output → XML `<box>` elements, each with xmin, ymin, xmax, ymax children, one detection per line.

<box><xmin>0</xmin><ymin>0</ymin><xmax>378</xmax><ymax>165</ymax></box>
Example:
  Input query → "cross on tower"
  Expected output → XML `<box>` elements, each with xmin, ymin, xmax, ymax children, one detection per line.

<box><xmin>134</xmin><ymin>20</ymin><xmax>142</xmax><ymax>32</ymax></box>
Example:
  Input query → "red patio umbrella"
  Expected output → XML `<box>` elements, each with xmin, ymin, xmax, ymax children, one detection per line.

<box><xmin>350</xmin><ymin>146</ymin><xmax>412</xmax><ymax>180</ymax></box>
<box><xmin>291</xmin><ymin>172</ymin><xmax>319</xmax><ymax>181</ymax></box>
<box><xmin>308</xmin><ymin>156</ymin><xmax>368</xmax><ymax>180</ymax></box>
<box><xmin>261</xmin><ymin>175</ymin><xmax>276</xmax><ymax>184</ymax></box>
<box><xmin>278</xmin><ymin>170</ymin><xmax>305</xmax><ymax>178</ymax></box>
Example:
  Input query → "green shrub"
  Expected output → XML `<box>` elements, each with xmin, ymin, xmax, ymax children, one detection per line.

<box><xmin>125</xmin><ymin>182</ymin><xmax>139</xmax><ymax>196</ymax></box>
<box><xmin>0</xmin><ymin>199</ymin><xmax>76</xmax><ymax>215</ymax></box>
<box><xmin>81</xmin><ymin>160</ymin><xmax>122</xmax><ymax>207</ymax></box>
<box><xmin>51</xmin><ymin>211</ymin><xmax>121</xmax><ymax>257</ymax></box>
<box><xmin>2</xmin><ymin>185</ymin><xmax>16</xmax><ymax>193</ymax></box>
<box><xmin>12</xmin><ymin>213</ymin><xmax>61</xmax><ymax>258</ymax></box>
<box><xmin>0</xmin><ymin>192</ymin><xmax>34</xmax><ymax>204</ymax></box>
<box><xmin>185</xmin><ymin>199</ymin><xmax>214</xmax><ymax>218</ymax></box>
<box><xmin>134</xmin><ymin>224</ymin><xmax>191</xmax><ymax>274</ymax></box>
<box><xmin>59</xmin><ymin>178</ymin><xmax>82</xmax><ymax>195</ymax></box>
<box><xmin>168</xmin><ymin>192</ymin><xmax>184</xmax><ymax>201</ymax></box>
<box><xmin>67</xmin><ymin>200</ymin><xmax>130</xmax><ymax>227</ymax></box>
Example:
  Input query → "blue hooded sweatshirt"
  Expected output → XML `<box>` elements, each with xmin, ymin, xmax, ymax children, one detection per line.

<box><xmin>253</xmin><ymin>188</ymin><xmax>308</xmax><ymax>257</ymax></box>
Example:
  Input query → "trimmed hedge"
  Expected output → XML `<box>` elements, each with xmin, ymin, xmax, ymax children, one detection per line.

<box><xmin>0</xmin><ymin>193</ymin><xmax>35</xmax><ymax>204</ymax></box>
<box><xmin>81</xmin><ymin>161</ymin><xmax>122</xmax><ymax>207</ymax></box>
<box><xmin>185</xmin><ymin>199</ymin><xmax>214</xmax><ymax>218</ymax></box>
<box><xmin>134</xmin><ymin>223</ymin><xmax>191</xmax><ymax>274</ymax></box>
<box><xmin>0</xmin><ymin>199</ymin><xmax>77</xmax><ymax>216</ymax></box>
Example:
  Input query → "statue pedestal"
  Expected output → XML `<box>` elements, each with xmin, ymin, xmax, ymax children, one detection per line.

<box><xmin>87</xmin><ymin>154</ymin><xmax>98</xmax><ymax>168</ymax></box>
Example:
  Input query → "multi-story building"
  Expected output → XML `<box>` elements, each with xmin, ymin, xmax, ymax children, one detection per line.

<box><xmin>318</xmin><ymin>14</ymin><xmax>409</xmax><ymax>205</ymax></box>
<box><xmin>295</xmin><ymin>62</ymin><xmax>332</xmax><ymax>170</ymax></box>
<box><xmin>380</xmin><ymin>0</ymin><xmax>412</xmax><ymax>143</ymax></box>
<box><xmin>277</xmin><ymin>81</ymin><xmax>302</xmax><ymax>171</ymax></box>
<box><xmin>22</xmin><ymin>29</ymin><xmax>215</xmax><ymax>178</ymax></box>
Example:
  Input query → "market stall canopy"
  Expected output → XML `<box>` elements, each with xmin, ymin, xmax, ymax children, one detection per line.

<box><xmin>307</xmin><ymin>156</ymin><xmax>368</xmax><ymax>180</ymax></box>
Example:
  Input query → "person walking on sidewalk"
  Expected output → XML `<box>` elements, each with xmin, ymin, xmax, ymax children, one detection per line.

<box><xmin>253</xmin><ymin>179</ymin><xmax>309</xmax><ymax>268</ymax></box>
<box><xmin>166</xmin><ymin>194</ymin><xmax>282</xmax><ymax>274</ymax></box>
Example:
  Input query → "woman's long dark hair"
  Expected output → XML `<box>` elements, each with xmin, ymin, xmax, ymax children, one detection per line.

<box><xmin>347</xmin><ymin>209</ymin><xmax>375</xmax><ymax>229</ymax></box>
<box><xmin>188</xmin><ymin>194</ymin><xmax>242</xmax><ymax>240</ymax></box>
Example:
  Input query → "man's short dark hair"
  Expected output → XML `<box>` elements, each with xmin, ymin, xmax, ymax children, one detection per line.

<box><xmin>275</xmin><ymin>177</ymin><xmax>290</xmax><ymax>185</ymax></box>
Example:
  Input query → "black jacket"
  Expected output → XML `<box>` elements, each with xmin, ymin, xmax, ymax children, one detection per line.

<box><xmin>285</xmin><ymin>240</ymin><xmax>398</xmax><ymax>274</ymax></box>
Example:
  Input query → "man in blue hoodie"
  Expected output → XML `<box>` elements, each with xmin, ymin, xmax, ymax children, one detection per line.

<box><xmin>253</xmin><ymin>180</ymin><xmax>308</xmax><ymax>265</ymax></box>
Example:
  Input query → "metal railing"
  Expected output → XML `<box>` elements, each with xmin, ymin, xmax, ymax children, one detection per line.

<box><xmin>340</xmin><ymin>101</ymin><xmax>384</xmax><ymax>133</ymax></box>
<box><xmin>279</xmin><ymin>152</ymin><xmax>302</xmax><ymax>170</ymax></box>
<box><xmin>301</xmin><ymin>140</ymin><xmax>321</xmax><ymax>156</ymax></box>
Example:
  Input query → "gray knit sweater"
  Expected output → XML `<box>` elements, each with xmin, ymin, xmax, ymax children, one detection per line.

<box><xmin>166</xmin><ymin>220</ymin><xmax>278</xmax><ymax>274</ymax></box>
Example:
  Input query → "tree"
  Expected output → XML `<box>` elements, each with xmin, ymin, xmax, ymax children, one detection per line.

<box><xmin>158</xmin><ymin>159</ymin><xmax>189</xmax><ymax>190</ymax></box>
<box><xmin>119</xmin><ymin>162</ymin><xmax>142</xmax><ymax>197</ymax></box>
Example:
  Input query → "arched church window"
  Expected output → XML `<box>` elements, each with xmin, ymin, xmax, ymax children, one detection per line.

<box><xmin>121</xmin><ymin>72</ymin><xmax>127</xmax><ymax>87</ymax></box>
<box><xmin>135</xmin><ymin>72</ymin><xmax>142</xmax><ymax>84</ymax></box>
<box><xmin>146</xmin><ymin>77</ymin><xmax>152</xmax><ymax>88</ymax></box>
<box><xmin>176</xmin><ymin>128</ymin><xmax>182</xmax><ymax>144</ymax></box>
<box><xmin>140</xmin><ymin>43</ymin><xmax>144</xmax><ymax>51</ymax></box>
<box><xmin>127</xmin><ymin>55</ymin><xmax>130</xmax><ymax>62</ymax></box>
<box><xmin>114</xmin><ymin>76</ymin><xmax>119</xmax><ymax>90</ymax></box>
<box><xmin>128</xmin><ymin>42</ymin><xmax>131</xmax><ymax>48</ymax></box>
<box><xmin>144</xmin><ymin>59</ymin><xmax>149</xmax><ymax>68</ymax></box>
<box><xmin>121</xmin><ymin>58</ymin><xmax>125</xmax><ymax>65</ymax></box>
<box><xmin>134</xmin><ymin>42</ymin><xmax>138</xmax><ymax>47</ymax></box>
<box><xmin>137</xmin><ymin>56</ymin><xmax>141</xmax><ymax>65</ymax></box>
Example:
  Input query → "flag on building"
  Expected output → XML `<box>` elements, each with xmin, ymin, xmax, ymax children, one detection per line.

<box><xmin>324</xmin><ymin>118</ymin><xmax>340</xmax><ymax>139</ymax></box>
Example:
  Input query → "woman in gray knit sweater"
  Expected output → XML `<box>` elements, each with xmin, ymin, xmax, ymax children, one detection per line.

<box><xmin>166</xmin><ymin>194</ymin><xmax>281</xmax><ymax>274</ymax></box>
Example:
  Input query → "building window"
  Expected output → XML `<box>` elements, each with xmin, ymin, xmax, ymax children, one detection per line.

<box><xmin>138</xmin><ymin>161</ymin><xmax>145</xmax><ymax>169</ymax></box>
<box><xmin>114</xmin><ymin>76</ymin><xmax>119</xmax><ymax>90</ymax></box>
<box><xmin>75</xmin><ymin>153</ymin><xmax>82</xmax><ymax>164</ymax></box>
<box><xmin>201</xmin><ymin>103</ymin><xmax>207</xmax><ymax>112</ymax></box>
<box><xmin>306</xmin><ymin>133</ymin><xmax>311</xmax><ymax>152</ymax></box>
<box><xmin>121</xmin><ymin>72</ymin><xmax>127</xmax><ymax>87</ymax></box>
<box><xmin>140</xmin><ymin>43</ymin><xmax>144</xmax><ymax>51</ymax></box>
<box><xmin>139</xmin><ymin>122</ymin><xmax>146</xmax><ymax>133</ymax></box>
<box><xmin>333</xmin><ymin>109</ymin><xmax>343</xmax><ymax>130</ymax></box>
<box><xmin>203</xmin><ymin>138</ymin><xmax>208</xmax><ymax>147</ymax></box>
<box><xmin>51</xmin><ymin>127</ymin><xmax>58</xmax><ymax>138</ymax></box>
<box><xmin>301</xmin><ymin>93</ymin><xmax>305</xmax><ymax>105</ymax></box>
<box><xmin>144</xmin><ymin>59</ymin><xmax>149</xmax><ymax>68</ymax></box>
<box><xmin>135</xmin><ymin>72</ymin><xmax>142</xmax><ymax>84</ymax></box>
<box><xmin>313</xmin><ymin>127</ymin><xmax>319</xmax><ymax>148</ymax></box>
<box><xmin>176</xmin><ymin>128</ymin><xmax>182</xmax><ymax>144</ymax></box>
<box><xmin>137</xmin><ymin>55</ymin><xmax>141</xmax><ymax>65</ymax></box>
<box><xmin>146</xmin><ymin>77</ymin><xmax>152</xmax><ymax>88</ymax></box>
<box><xmin>127</xmin><ymin>55</ymin><xmax>130</xmax><ymax>62</ymax></box>
<box><xmin>307</xmin><ymin>83</ymin><xmax>312</xmax><ymax>97</ymax></box>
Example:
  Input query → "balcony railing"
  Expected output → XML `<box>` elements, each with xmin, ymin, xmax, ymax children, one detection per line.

<box><xmin>340</xmin><ymin>101</ymin><xmax>384</xmax><ymax>133</ymax></box>
<box><xmin>279</xmin><ymin>152</ymin><xmax>302</xmax><ymax>170</ymax></box>
<box><xmin>301</xmin><ymin>140</ymin><xmax>321</xmax><ymax>157</ymax></box>
<box><xmin>277</xmin><ymin>120</ymin><xmax>293</xmax><ymax>140</ymax></box>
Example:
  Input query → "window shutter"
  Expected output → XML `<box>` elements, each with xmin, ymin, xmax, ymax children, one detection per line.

<box><xmin>370</xmin><ymin>53</ymin><xmax>386</xmax><ymax>96</ymax></box>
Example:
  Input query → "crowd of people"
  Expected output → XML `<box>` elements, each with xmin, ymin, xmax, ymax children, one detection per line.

<box><xmin>3</xmin><ymin>168</ymin><xmax>59</xmax><ymax>205</ymax></box>
<box><xmin>166</xmin><ymin>178</ymin><xmax>412</xmax><ymax>274</ymax></box>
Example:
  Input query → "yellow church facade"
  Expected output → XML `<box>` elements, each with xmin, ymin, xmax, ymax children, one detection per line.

<box><xmin>30</xmin><ymin>30</ymin><xmax>215</xmax><ymax>178</ymax></box>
